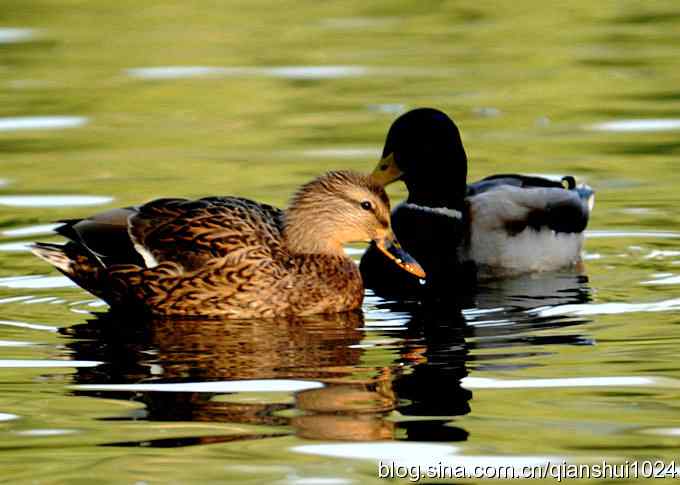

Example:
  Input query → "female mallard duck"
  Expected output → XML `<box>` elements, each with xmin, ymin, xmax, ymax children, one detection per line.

<box><xmin>32</xmin><ymin>171</ymin><xmax>424</xmax><ymax>318</ymax></box>
<box><xmin>361</xmin><ymin>108</ymin><xmax>594</xmax><ymax>292</ymax></box>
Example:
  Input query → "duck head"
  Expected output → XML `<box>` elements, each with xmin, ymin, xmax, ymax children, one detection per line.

<box><xmin>370</xmin><ymin>108</ymin><xmax>468</xmax><ymax>210</ymax></box>
<box><xmin>284</xmin><ymin>171</ymin><xmax>425</xmax><ymax>279</ymax></box>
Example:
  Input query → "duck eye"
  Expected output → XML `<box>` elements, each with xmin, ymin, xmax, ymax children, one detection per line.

<box><xmin>360</xmin><ymin>201</ymin><xmax>373</xmax><ymax>211</ymax></box>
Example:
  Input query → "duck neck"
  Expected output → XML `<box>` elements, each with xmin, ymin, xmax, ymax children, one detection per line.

<box><xmin>406</xmin><ymin>178</ymin><xmax>467</xmax><ymax>211</ymax></box>
<box><xmin>282</xmin><ymin>211</ymin><xmax>346</xmax><ymax>257</ymax></box>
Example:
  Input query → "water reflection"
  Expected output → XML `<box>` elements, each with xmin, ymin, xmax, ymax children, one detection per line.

<box><xmin>391</xmin><ymin>304</ymin><xmax>471</xmax><ymax>442</ymax></box>
<box><xmin>61</xmin><ymin>306</ymin><xmax>470</xmax><ymax>445</ymax></box>
<box><xmin>474</xmin><ymin>272</ymin><xmax>591</xmax><ymax>310</ymax></box>
<box><xmin>59</xmin><ymin>270</ymin><xmax>593</xmax><ymax>448</ymax></box>
<box><xmin>66</xmin><ymin>311</ymin><xmax>375</xmax><ymax>444</ymax></box>
<box><xmin>462</xmin><ymin>273</ymin><xmax>594</xmax><ymax>373</ymax></box>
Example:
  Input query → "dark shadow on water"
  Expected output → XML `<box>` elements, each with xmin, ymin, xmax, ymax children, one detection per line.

<box><xmin>61</xmin><ymin>270</ymin><xmax>592</xmax><ymax>448</ymax></box>
<box><xmin>475</xmin><ymin>272</ymin><xmax>591</xmax><ymax>307</ymax></box>
<box><xmin>372</xmin><ymin>271</ymin><xmax>594</xmax><ymax>369</ymax></box>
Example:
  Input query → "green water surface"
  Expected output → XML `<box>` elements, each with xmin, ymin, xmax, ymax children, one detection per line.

<box><xmin>1</xmin><ymin>1</ymin><xmax>680</xmax><ymax>483</ymax></box>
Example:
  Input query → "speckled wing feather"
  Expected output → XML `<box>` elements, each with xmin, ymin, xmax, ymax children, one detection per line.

<box><xmin>34</xmin><ymin>170</ymin><xmax>375</xmax><ymax>318</ymax></box>
<box><xmin>128</xmin><ymin>197</ymin><xmax>287</xmax><ymax>271</ymax></box>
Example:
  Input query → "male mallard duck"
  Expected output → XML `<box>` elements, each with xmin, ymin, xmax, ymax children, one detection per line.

<box><xmin>32</xmin><ymin>171</ymin><xmax>424</xmax><ymax>318</ymax></box>
<box><xmin>361</xmin><ymin>108</ymin><xmax>594</xmax><ymax>291</ymax></box>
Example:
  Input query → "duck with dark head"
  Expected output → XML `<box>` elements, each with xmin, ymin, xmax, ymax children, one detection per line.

<box><xmin>361</xmin><ymin>108</ymin><xmax>594</xmax><ymax>296</ymax></box>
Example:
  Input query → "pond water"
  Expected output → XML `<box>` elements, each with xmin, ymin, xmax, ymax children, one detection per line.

<box><xmin>1</xmin><ymin>1</ymin><xmax>680</xmax><ymax>483</ymax></box>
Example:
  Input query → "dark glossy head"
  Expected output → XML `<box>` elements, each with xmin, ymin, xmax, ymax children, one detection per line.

<box><xmin>370</xmin><ymin>108</ymin><xmax>468</xmax><ymax>209</ymax></box>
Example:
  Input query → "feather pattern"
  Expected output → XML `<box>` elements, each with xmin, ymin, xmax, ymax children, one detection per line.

<box><xmin>32</xmin><ymin>171</ymin><xmax>404</xmax><ymax>318</ymax></box>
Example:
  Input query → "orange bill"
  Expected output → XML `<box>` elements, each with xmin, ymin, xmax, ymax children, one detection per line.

<box><xmin>375</xmin><ymin>234</ymin><xmax>426</xmax><ymax>279</ymax></box>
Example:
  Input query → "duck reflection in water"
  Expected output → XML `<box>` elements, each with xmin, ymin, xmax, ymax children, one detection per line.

<box><xmin>63</xmin><ymin>306</ymin><xmax>473</xmax><ymax>446</ymax></box>
<box><xmin>64</xmin><ymin>268</ymin><xmax>592</xmax><ymax>447</ymax></box>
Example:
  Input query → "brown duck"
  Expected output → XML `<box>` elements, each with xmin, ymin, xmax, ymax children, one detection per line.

<box><xmin>32</xmin><ymin>171</ymin><xmax>424</xmax><ymax>318</ymax></box>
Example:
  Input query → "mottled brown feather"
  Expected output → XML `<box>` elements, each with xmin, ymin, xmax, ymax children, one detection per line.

<box><xmin>129</xmin><ymin>197</ymin><xmax>287</xmax><ymax>271</ymax></box>
<box><xmin>32</xmin><ymin>171</ymin><xmax>393</xmax><ymax>318</ymax></box>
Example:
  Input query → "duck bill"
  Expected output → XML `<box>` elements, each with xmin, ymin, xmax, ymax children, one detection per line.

<box><xmin>369</xmin><ymin>153</ymin><xmax>403</xmax><ymax>187</ymax></box>
<box><xmin>375</xmin><ymin>235</ymin><xmax>426</xmax><ymax>279</ymax></box>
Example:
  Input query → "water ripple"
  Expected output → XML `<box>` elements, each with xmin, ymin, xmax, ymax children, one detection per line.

<box><xmin>301</xmin><ymin>147</ymin><xmax>379</xmax><ymax>159</ymax></box>
<box><xmin>71</xmin><ymin>379</ymin><xmax>324</xmax><ymax>393</ymax></box>
<box><xmin>642</xmin><ymin>275</ymin><xmax>680</xmax><ymax>285</ymax></box>
<box><xmin>462</xmin><ymin>376</ymin><xmax>667</xmax><ymax>390</ymax></box>
<box><xmin>590</xmin><ymin>119</ymin><xmax>680</xmax><ymax>132</ymax></box>
<box><xmin>293</xmin><ymin>442</ymin><xmax>459</xmax><ymax>461</ymax></box>
<box><xmin>0</xmin><ymin>242</ymin><xmax>34</xmax><ymax>252</ymax></box>
<box><xmin>0</xmin><ymin>360</ymin><xmax>101</xmax><ymax>368</ymax></box>
<box><xmin>586</xmin><ymin>230</ymin><xmax>680</xmax><ymax>239</ymax></box>
<box><xmin>0</xmin><ymin>195</ymin><xmax>112</xmax><ymax>208</ymax></box>
<box><xmin>532</xmin><ymin>299</ymin><xmax>680</xmax><ymax>316</ymax></box>
<box><xmin>0</xmin><ymin>319</ymin><xmax>58</xmax><ymax>332</ymax></box>
<box><xmin>292</xmin><ymin>443</ymin><xmax>567</xmax><ymax>476</ymax></box>
<box><xmin>2</xmin><ymin>224</ymin><xmax>60</xmax><ymax>237</ymax></box>
<box><xmin>126</xmin><ymin>65</ymin><xmax>457</xmax><ymax>80</ymax></box>
<box><xmin>0</xmin><ymin>340</ymin><xmax>36</xmax><ymax>347</ymax></box>
<box><xmin>0</xmin><ymin>275</ymin><xmax>75</xmax><ymax>289</ymax></box>
<box><xmin>127</xmin><ymin>66</ymin><xmax>368</xmax><ymax>80</ymax></box>
<box><xmin>0</xmin><ymin>28</ymin><xmax>36</xmax><ymax>44</ymax></box>
<box><xmin>0</xmin><ymin>116</ymin><xmax>88</xmax><ymax>132</ymax></box>
<box><xmin>14</xmin><ymin>429</ymin><xmax>77</xmax><ymax>436</ymax></box>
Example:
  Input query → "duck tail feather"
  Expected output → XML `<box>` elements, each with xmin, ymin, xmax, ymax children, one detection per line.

<box><xmin>32</xmin><ymin>242</ymin><xmax>107</xmax><ymax>295</ymax></box>
<box><xmin>31</xmin><ymin>243</ymin><xmax>75</xmax><ymax>274</ymax></box>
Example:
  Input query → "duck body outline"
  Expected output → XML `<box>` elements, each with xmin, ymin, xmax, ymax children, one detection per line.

<box><xmin>33</xmin><ymin>171</ymin><xmax>424</xmax><ymax>318</ymax></box>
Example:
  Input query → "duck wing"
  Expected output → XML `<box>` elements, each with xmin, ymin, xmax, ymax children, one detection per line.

<box><xmin>56</xmin><ymin>197</ymin><xmax>286</xmax><ymax>271</ymax></box>
<box><xmin>467</xmin><ymin>175</ymin><xmax>593</xmax><ymax>234</ymax></box>
<box><xmin>468</xmin><ymin>173</ymin><xmax>567</xmax><ymax>193</ymax></box>
<box><xmin>128</xmin><ymin>197</ymin><xmax>286</xmax><ymax>271</ymax></box>
<box><xmin>55</xmin><ymin>207</ymin><xmax>144</xmax><ymax>267</ymax></box>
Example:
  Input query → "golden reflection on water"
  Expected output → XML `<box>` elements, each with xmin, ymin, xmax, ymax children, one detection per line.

<box><xmin>63</xmin><ymin>306</ymin><xmax>474</xmax><ymax>444</ymax></box>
